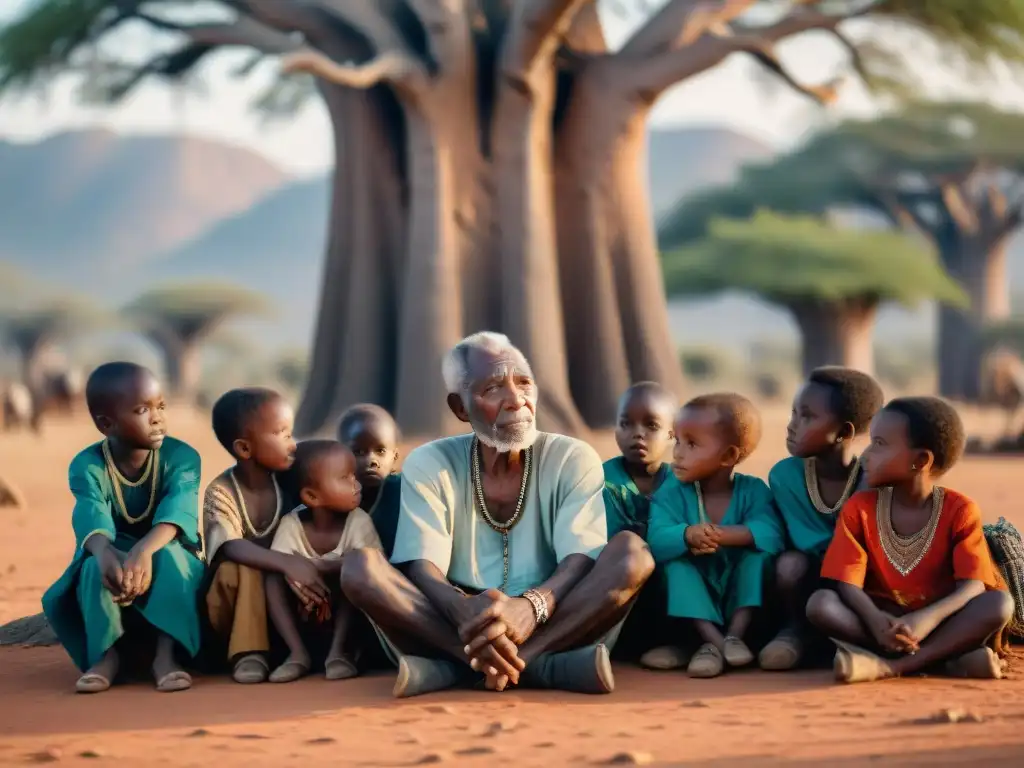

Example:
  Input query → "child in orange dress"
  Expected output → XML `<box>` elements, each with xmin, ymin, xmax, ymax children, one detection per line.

<box><xmin>807</xmin><ymin>396</ymin><xmax>1013</xmax><ymax>683</ymax></box>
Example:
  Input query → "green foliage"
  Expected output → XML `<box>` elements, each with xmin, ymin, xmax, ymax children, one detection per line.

<box><xmin>662</xmin><ymin>211</ymin><xmax>968</xmax><ymax>308</ymax></box>
<box><xmin>123</xmin><ymin>282</ymin><xmax>271</xmax><ymax>344</ymax></box>
<box><xmin>0</xmin><ymin>296</ymin><xmax>107</xmax><ymax>357</ymax></box>
<box><xmin>659</xmin><ymin>101</ymin><xmax>1024</xmax><ymax>248</ymax></box>
<box><xmin>5</xmin><ymin>0</ymin><xmax>1024</xmax><ymax>115</ymax></box>
<box><xmin>877</xmin><ymin>0</ymin><xmax>1024</xmax><ymax>68</ymax></box>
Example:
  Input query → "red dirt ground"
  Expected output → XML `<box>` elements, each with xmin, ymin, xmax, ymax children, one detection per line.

<box><xmin>2</xmin><ymin>406</ymin><xmax>1024</xmax><ymax>766</ymax></box>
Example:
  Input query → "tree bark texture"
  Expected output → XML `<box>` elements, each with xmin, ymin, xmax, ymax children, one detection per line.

<box><xmin>937</xmin><ymin>239</ymin><xmax>1011</xmax><ymax>402</ymax></box>
<box><xmin>275</xmin><ymin>0</ymin><xmax>842</xmax><ymax>437</ymax></box>
<box><xmin>790</xmin><ymin>299</ymin><xmax>877</xmax><ymax>377</ymax></box>
<box><xmin>160</xmin><ymin>339</ymin><xmax>203</xmax><ymax>404</ymax></box>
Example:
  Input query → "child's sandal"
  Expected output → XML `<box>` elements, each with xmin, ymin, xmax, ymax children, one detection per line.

<box><xmin>687</xmin><ymin>643</ymin><xmax>724</xmax><ymax>678</ymax></box>
<box><xmin>722</xmin><ymin>635</ymin><xmax>754</xmax><ymax>667</ymax></box>
<box><xmin>155</xmin><ymin>670</ymin><xmax>192</xmax><ymax>693</ymax></box>
<box><xmin>75</xmin><ymin>673</ymin><xmax>111</xmax><ymax>694</ymax></box>
<box><xmin>639</xmin><ymin>645</ymin><xmax>690</xmax><ymax>671</ymax></box>
<box><xmin>758</xmin><ymin>629</ymin><xmax>803</xmax><ymax>671</ymax></box>
<box><xmin>232</xmin><ymin>654</ymin><xmax>270</xmax><ymax>684</ymax></box>
<box><xmin>269</xmin><ymin>658</ymin><xmax>310</xmax><ymax>684</ymax></box>
<box><xmin>324</xmin><ymin>655</ymin><xmax>359</xmax><ymax>681</ymax></box>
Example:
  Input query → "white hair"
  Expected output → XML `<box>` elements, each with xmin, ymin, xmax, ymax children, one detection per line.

<box><xmin>441</xmin><ymin>331</ymin><xmax>520</xmax><ymax>396</ymax></box>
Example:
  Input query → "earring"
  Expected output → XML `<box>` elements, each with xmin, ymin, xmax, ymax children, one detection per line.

<box><xmin>911</xmin><ymin>464</ymin><xmax>917</xmax><ymax>471</ymax></box>
<box><xmin>836</xmin><ymin>437</ymin><xmax>843</xmax><ymax>444</ymax></box>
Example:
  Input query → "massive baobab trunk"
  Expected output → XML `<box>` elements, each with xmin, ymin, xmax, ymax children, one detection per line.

<box><xmin>791</xmin><ymin>299</ymin><xmax>877</xmax><ymax>377</ymax></box>
<box><xmin>937</xmin><ymin>239</ymin><xmax>1011</xmax><ymax>401</ymax></box>
<box><xmin>278</xmin><ymin>0</ymin><xmax>847</xmax><ymax>437</ymax></box>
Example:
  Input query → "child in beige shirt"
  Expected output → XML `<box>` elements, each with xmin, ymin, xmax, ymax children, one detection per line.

<box><xmin>266</xmin><ymin>440</ymin><xmax>381</xmax><ymax>683</ymax></box>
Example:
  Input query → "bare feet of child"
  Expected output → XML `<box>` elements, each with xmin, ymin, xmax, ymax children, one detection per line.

<box><xmin>76</xmin><ymin>648</ymin><xmax>119</xmax><ymax>694</ymax></box>
<box><xmin>944</xmin><ymin>647</ymin><xmax>1005</xmax><ymax>679</ymax></box>
<box><xmin>152</xmin><ymin>633</ymin><xmax>192</xmax><ymax>692</ymax></box>
<box><xmin>270</xmin><ymin>650</ymin><xmax>312</xmax><ymax>683</ymax></box>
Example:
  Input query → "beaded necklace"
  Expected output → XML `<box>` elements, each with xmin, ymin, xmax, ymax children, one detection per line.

<box><xmin>804</xmin><ymin>456</ymin><xmax>860</xmax><ymax>516</ymax></box>
<box><xmin>470</xmin><ymin>436</ymin><xmax>533</xmax><ymax>593</ymax></box>
<box><xmin>229</xmin><ymin>469</ymin><xmax>283</xmax><ymax>539</ymax></box>
<box><xmin>876</xmin><ymin>486</ymin><xmax>944</xmax><ymax>576</ymax></box>
<box><xmin>102</xmin><ymin>439</ymin><xmax>160</xmax><ymax>524</ymax></box>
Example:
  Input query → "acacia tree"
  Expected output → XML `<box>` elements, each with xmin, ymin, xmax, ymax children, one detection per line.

<box><xmin>3</xmin><ymin>1</ymin><xmax>1022</xmax><ymax>434</ymax></box>
<box><xmin>663</xmin><ymin>212</ymin><xmax>967</xmax><ymax>375</ymax></box>
<box><xmin>0</xmin><ymin>299</ymin><xmax>105</xmax><ymax>385</ymax></box>
<box><xmin>660</xmin><ymin>101</ymin><xmax>1024</xmax><ymax>401</ymax></box>
<box><xmin>124</xmin><ymin>283</ymin><xmax>270</xmax><ymax>402</ymax></box>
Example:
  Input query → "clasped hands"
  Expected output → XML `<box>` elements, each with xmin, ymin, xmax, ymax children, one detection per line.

<box><xmin>98</xmin><ymin>544</ymin><xmax>154</xmax><ymax>606</ymax></box>
<box><xmin>685</xmin><ymin>523</ymin><xmax>722</xmax><ymax>555</ymax></box>
<box><xmin>284</xmin><ymin>555</ymin><xmax>335</xmax><ymax>624</ymax></box>
<box><xmin>870</xmin><ymin>609</ymin><xmax>936</xmax><ymax>655</ymax></box>
<box><xmin>454</xmin><ymin>589</ymin><xmax>540</xmax><ymax>692</ymax></box>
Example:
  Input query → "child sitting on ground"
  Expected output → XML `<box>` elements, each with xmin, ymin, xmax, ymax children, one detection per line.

<box><xmin>203</xmin><ymin>388</ymin><xmax>330</xmax><ymax>684</ymax></box>
<box><xmin>759</xmin><ymin>367</ymin><xmax>884</xmax><ymax>671</ymax></box>
<box><xmin>337</xmin><ymin>404</ymin><xmax>402</xmax><ymax>559</ymax></box>
<box><xmin>266</xmin><ymin>439</ymin><xmax>383</xmax><ymax>683</ymax></box>
<box><xmin>645</xmin><ymin>393</ymin><xmax>784</xmax><ymax>678</ymax></box>
<box><xmin>42</xmin><ymin>362</ymin><xmax>204</xmax><ymax>693</ymax></box>
<box><xmin>602</xmin><ymin>382</ymin><xmax>678</xmax><ymax>667</ymax></box>
<box><xmin>807</xmin><ymin>396</ymin><xmax>1013</xmax><ymax>684</ymax></box>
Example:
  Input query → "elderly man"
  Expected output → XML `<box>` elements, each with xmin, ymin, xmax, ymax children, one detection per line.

<box><xmin>342</xmin><ymin>332</ymin><xmax>654</xmax><ymax>698</ymax></box>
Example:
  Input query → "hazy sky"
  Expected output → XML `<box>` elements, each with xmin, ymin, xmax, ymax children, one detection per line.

<box><xmin>3</xmin><ymin>1</ymin><xmax>1023</xmax><ymax>176</ymax></box>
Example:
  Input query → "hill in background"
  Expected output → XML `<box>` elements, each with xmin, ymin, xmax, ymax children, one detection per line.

<box><xmin>0</xmin><ymin>129</ymin><xmax>288</xmax><ymax>287</ymax></box>
<box><xmin>3</xmin><ymin>124</ymin><xmax>1012</xmax><ymax>352</ymax></box>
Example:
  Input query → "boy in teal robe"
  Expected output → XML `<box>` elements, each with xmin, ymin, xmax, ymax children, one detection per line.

<box><xmin>42</xmin><ymin>363</ymin><xmax>204</xmax><ymax>693</ymax></box>
<box><xmin>602</xmin><ymin>382</ymin><xmax>676</xmax><ymax>665</ymax></box>
<box><xmin>759</xmin><ymin>367</ymin><xmax>883</xmax><ymax>672</ymax></box>
<box><xmin>646</xmin><ymin>394</ymin><xmax>784</xmax><ymax>678</ymax></box>
<box><xmin>337</xmin><ymin>404</ymin><xmax>403</xmax><ymax>559</ymax></box>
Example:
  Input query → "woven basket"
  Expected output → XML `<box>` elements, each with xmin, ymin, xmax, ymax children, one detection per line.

<box><xmin>984</xmin><ymin>517</ymin><xmax>1024</xmax><ymax>638</ymax></box>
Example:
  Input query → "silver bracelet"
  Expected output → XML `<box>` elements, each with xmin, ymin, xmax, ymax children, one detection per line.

<box><xmin>522</xmin><ymin>588</ymin><xmax>549</xmax><ymax>624</ymax></box>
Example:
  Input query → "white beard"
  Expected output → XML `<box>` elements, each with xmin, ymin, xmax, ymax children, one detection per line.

<box><xmin>471</xmin><ymin>413</ymin><xmax>539</xmax><ymax>454</ymax></box>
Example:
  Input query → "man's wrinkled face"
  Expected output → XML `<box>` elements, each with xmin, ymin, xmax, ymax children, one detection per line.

<box><xmin>462</xmin><ymin>347</ymin><xmax>538</xmax><ymax>453</ymax></box>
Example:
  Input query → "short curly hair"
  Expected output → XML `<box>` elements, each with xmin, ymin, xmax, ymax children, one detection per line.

<box><xmin>808</xmin><ymin>366</ymin><xmax>885</xmax><ymax>433</ymax></box>
<box><xmin>684</xmin><ymin>392</ymin><xmax>762</xmax><ymax>463</ymax></box>
<box><xmin>883</xmin><ymin>396</ymin><xmax>966</xmax><ymax>475</ymax></box>
<box><xmin>337</xmin><ymin>403</ymin><xmax>400</xmax><ymax>444</ymax></box>
<box><xmin>292</xmin><ymin>439</ymin><xmax>349</xmax><ymax>492</ymax></box>
<box><xmin>211</xmin><ymin>387</ymin><xmax>283</xmax><ymax>455</ymax></box>
<box><xmin>85</xmin><ymin>362</ymin><xmax>156</xmax><ymax>416</ymax></box>
<box><xmin>617</xmin><ymin>381</ymin><xmax>677</xmax><ymax>420</ymax></box>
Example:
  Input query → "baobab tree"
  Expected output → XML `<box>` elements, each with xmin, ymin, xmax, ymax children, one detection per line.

<box><xmin>663</xmin><ymin>211</ymin><xmax>966</xmax><ymax>375</ymax></box>
<box><xmin>3</xmin><ymin>2</ymin><xmax>1023</xmax><ymax>434</ymax></box>
<box><xmin>660</xmin><ymin>102</ymin><xmax>1024</xmax><ymax>402</ymax></box>
<box><xmin>124</xmin><ymin>283</ymin><xmax>270</xmax><ymax>403</ymax></box>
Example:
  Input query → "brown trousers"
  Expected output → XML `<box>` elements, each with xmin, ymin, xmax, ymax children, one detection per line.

<box><xmin>205</xmin><ymin>561</ymin><xmax>270</xmax><ymax>662</ymax></box>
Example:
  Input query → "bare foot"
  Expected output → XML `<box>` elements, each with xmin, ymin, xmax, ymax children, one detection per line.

<box><xmin>76</xmin><ymin>648</ymin><xmax>119</xmax><ymax>693</ymax></box>
<box><xmin>944</xmin><ymin>647</ymin><xmax>1004</xmax><ymax>680</ymax></box>
<box><xmin>152</xmin><ymin>633</ymin><xmax>192</xmax><ymax>692</ymax></box>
